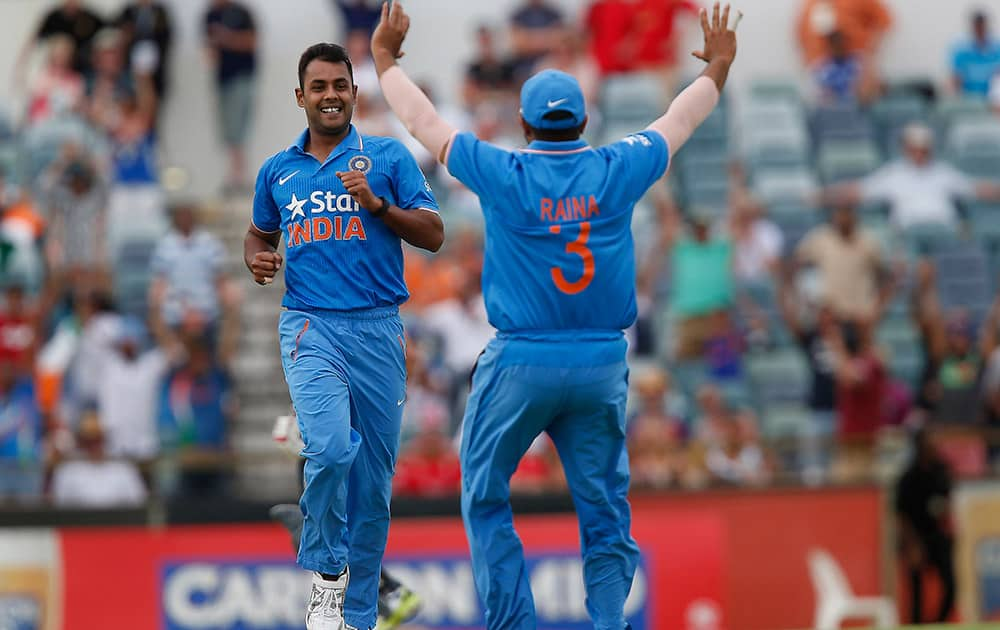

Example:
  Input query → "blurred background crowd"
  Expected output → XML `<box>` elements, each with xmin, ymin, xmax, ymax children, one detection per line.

<box><xmin>2</xmin><ymin>0</ymin><xmax>1000</xmax><ymax>515</ymax></box>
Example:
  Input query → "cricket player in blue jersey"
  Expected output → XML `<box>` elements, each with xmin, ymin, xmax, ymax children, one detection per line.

<box><xmin>372</xmin><ymin>2</ymin><xmax>739</xmax><ymax>628</ymax></box>
<box><xmin>243</xmin><ymin>42</ymin><xmax>443</xmax><ymax>630</ymax></box>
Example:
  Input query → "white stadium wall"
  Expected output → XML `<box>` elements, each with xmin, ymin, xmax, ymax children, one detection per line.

<box><xmin>0</xmin><ymin>0</ymin><xmax>991</xmax><ymax>196</ymax></box>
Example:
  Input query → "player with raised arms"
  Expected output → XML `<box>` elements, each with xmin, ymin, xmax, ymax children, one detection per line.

<box><xmin>371</xmin><ymin>2</ymin><xmax>739</xmax><ymax>628</ymax></box>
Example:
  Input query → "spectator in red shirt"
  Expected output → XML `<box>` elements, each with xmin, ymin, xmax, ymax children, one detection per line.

<box><xmin>393</xmin><ymin>425</ymin><xmax>461</xmax><ymax>498</ymax></box>
<box><xmin>831</xmin><ymin>319</ymin><xmax>886</xmax><ymax>481</ymax></box>
<box><xmin>584</xmin><ymin>0</ymin><xmax>635</xmax><ymax>76</ymax></box>
<box><xmin>633</xmin><ymin>0</ymin><xmax>700</xmax><ymax>70</ymax></box>
<box><xmin>0</xmin><ymin>280</ymin><xmax>40</xmax><ymax>379</ymax></box>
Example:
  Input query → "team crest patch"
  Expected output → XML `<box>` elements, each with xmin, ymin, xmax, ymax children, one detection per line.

<box><xmin>349</xmin><ymin>155</ymin><xmax>372</xmax><ymax>174</ymax></box>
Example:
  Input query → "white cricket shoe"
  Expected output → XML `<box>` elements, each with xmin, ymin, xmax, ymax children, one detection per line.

<box><xmin>305</xmin><ymin>569</ymin><xmax>349</xmax><ymax>630</ymax></box>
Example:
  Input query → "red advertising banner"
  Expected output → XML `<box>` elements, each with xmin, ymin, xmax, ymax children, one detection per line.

<box><xmin>2</xmin><ymin>486</ymin><xmax>884</xmax><ymax>630</ymax></box>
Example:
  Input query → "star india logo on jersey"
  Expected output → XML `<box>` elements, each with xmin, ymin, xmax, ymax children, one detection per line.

<box><xmin>284</xmin><ymin>189</ymin><xmax>368</xmax><ymax>247</ymax></box>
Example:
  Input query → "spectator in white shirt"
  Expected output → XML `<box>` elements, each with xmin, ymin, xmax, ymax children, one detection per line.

<box><xmin>827</xmin><ymin>123</ymin><xmax>1000</xmax><ymax>229</ymax></box>
<box><xmin>97</xmin><ymin>318</ymin><xmax>174</xmax><ymax>461</ymax></box>
<box><xmin>51</xmin><ymin>412</ymin><xmax>148</xmax><ymax>508</ymax></box>
<box><xmin>727</xmin><ymin>191</ymin><xmax>784</xmax><ymax>286</ymax></box>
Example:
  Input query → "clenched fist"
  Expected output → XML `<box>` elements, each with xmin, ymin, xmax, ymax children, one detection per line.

<box><xmin>251</xmin><ymin>250</ymin><xmax>283</xmax><ymax>285</ymax></box>
<box><xmin>336</xmin><ymin>170</ymin><xmax>382</xmax><ymax>214</ymax></box>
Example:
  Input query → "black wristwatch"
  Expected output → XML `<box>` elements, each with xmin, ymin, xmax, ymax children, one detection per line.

<box><xmin>372</xmin><ymin>196</ymin><xmax>390</xmax><ymax>218</ymax></box>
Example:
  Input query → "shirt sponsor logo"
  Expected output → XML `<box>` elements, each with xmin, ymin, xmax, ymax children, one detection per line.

<box><xmin>284</xmin><ymin>191</ymin><xmax>368</xmax><ymax>247</ymax></box>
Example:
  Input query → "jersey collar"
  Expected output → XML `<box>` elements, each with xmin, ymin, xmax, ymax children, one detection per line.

<box><xmin>289</xmin><ymin>125</ymin><xmax>365</xmax><ymax>162</ymax></box>
<box><xmin>521</xmin><ymin>138</ymin><xmax>591</xmax><ymax>154</ymax></box>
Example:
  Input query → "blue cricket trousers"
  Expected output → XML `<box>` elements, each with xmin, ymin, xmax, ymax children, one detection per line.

<box><xmin>460</xmin><ymin>331</ymin><xmax>640</xmax><ymax>630</ymax></box>
<box><xmin>278</xmin><ymin>305</ymin><xmax>406</xmax><ymax>630</ymax></box>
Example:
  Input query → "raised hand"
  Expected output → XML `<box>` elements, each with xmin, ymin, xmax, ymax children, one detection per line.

<box><xmin>371</xmin><ymin>1</ymin><xmax>411</xmax><ymax>64</ymax></box>
<box><xmin>692</xmin><ymin>2</ymin><xmax>738</xmax><ymax>65</ymax></box>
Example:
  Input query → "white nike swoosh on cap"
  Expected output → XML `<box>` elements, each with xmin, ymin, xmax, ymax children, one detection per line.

<box><xmin>279</xmin><ymin>170</ymin><xmax>300</xmax><ymax>185</ymax></box>
<box><xmin>547</xmin><ymin>98</ymin><xmax>568</xmax><ymax>108</ymax></box>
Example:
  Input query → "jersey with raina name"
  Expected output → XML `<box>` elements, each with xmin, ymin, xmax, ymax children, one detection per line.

<box><xmin>252</xmin><ymin>126</ymin><xmax>438</xmax><ymax>312</ymax></box>
<box><xmin>446</xmin><ymin>130</ymin><xmax>669</xmax><ymax>333</ymax></box>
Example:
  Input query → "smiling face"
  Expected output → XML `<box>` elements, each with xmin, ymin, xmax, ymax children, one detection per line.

<box><xmin>296</xmin><ymin>58</ymin><xmax>357</xmax><ymax>139</ymax></box>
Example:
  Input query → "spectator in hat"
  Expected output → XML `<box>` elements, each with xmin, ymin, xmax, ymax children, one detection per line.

<box><xmin>97</xmin><ymin>318</ymin><xmax>174</xmax><ymax>462</ymax></box>
<box><xmin>825</xmin><ymin>123</ymin><xmax>1000</xmax><ymax>230</ymax></box>
<box><xmin>51</xmin><ymin>410</ymin><xmax>148</xmax><ymax>508</ymax></box>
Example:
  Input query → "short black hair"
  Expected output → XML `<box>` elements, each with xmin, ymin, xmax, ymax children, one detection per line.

<box><xmin>298</xmin><ymin>43</ymin><xmax>354</xmax><ymax>89</ymax></box>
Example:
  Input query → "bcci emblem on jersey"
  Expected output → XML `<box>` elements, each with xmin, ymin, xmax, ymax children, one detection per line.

<box><xmin>350</xmin><ymin>155</ymin><xmax>372</xmax><ymax>174</ymax></box>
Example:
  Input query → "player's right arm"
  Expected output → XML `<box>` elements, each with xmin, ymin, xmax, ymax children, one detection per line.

<box><xmin>246</xmin><ymin>155</ymin><xmax>283</xmax><ymax>286</ymax></box>
<box><xmin>647</xmin><ymin>3</ymin><xmax>738</xmax><ymax>157</ymax></box>
<box><xmin>372</xmin><ymin>1</ymin><xmax>458</xmax><ymax>165</ymax></box>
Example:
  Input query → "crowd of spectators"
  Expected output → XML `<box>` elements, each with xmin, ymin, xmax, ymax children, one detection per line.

<box><xmin>5</xmin><ymin>0</ymin><xmax>1000</xmax><ymax>507</ymax></box>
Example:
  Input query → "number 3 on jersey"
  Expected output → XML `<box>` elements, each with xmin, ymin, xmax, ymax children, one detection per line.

<box><xmin>549</xmin><ymin>221</ymin><xmax>594</xmax><ymax>295</ymax></box>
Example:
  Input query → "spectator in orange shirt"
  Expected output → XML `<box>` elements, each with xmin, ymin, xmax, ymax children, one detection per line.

<box><xmin>797</xmin><ymin>0</ymin><xmax>892</xmax><ymax>67</ymax></box>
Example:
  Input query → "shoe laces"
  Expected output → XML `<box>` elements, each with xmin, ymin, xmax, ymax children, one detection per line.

<box><xmin>307</xmin><ymin>582</ymin><xmax>345</xmax><ymax>619</ymax></box>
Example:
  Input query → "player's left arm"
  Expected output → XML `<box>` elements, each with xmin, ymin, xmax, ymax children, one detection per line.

<box><xmin>336</xmin><ymin>168</ymin><xmax>444</xmax><ymax>253</ymax></box>
<box><xmin>372</xmin><ymin>1</ymin><xmax>458</xmax><ymax>165</ymax></box>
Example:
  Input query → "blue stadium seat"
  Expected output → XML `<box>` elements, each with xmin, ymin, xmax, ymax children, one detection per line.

<box><xmin>871</xmin><ymin>94</ymin><xmax>928</xmax><ymax>158</ymax></box>
<box><xmin>600</xmin><ymin>72</ymin><xmax>664</xmax><ymax>124</ymax></box>
<box><xmin>965</xmin><ymin>201</ymin><xmax>1000</xmax><ymax>236</ymax></box>
<box><xmin>933</xmin><ymin>97</ymin><xmax>990</xmax><ymax>140</ymax></box>
<box><xmin>902</xmin><ymin>224</ymin><xmax>962</xmax><ymax>257</ymax></box>
<box><xmin>812</xmin><ymin>103</ymin><xmax>875</xmax><ymax>143</ymax></box>
<box><xmin>816</xmin><ymin>139</ymin><xmax>882</xmax><ymax>184</ymax></box>
<box><xmin>753</xmin><ymin>168</ymin><xmax>819</xmax><ymax>206</ymax></box>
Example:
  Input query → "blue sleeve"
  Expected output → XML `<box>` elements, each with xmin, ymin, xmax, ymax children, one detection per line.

<box><xmin>390</xmin><ymin>141</ymin><xmax>439</xmax><ymax>212</ymax></box>
<box><xmin>601</xmin><ymin>130</ymin><xmax>670</xmax><ymax>199</ymax></box>
<box><xmin>446</xmin><ymin>131</ymin><xmax>512</xmax><ymax>198</ymax></box>
<box><xmin>251</xmin><ymin>155</ymin><xmax>281</xmax><ymax>233</ymax></box>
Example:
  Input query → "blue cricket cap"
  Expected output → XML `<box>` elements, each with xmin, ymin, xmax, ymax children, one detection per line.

<box><xmin>519</xmin><ymin>69</ymin><xmax>586</xmax><ymax>130</ymax></box>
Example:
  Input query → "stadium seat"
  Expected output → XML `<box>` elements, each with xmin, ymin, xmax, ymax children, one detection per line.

<box><xmin>748</xmin><ymin>80</ymin><xmax>802</xmax><ymax>105</ymax></box>
<box><xmin>743</xmin><ymin>126</ymin><xmax>811</xmax><ymax>170</ymax></box>
<box><xmin>748</xmin><ymin>350</ymin><xmax>810</xmax><ymax>410</ymax></box>
<box><xmin>759</xmin><ymin>402</ymin><xmax>811</xmax><ymax>439</ymax></box>
<box><xmin>811</xmin><ymin>103</ymin><xmax>875</xmax><ymax>143</ymax></box>
<box><xmin>680</xmin><ymin>176</ymin><xmax>729</xmax><ymax>209</ymax></box>
<box><xmin>948</xmin><ymin>117</ymin><xmax>1000</xmax><ymax>177</ymax></box>
<box><xmin>815</xmin><ymin>140</ymin><xmax>881</xmax><ymax>184</ymax></box>
<box><xmin>966</xmin><ymin>201</ymin><xmax>1000</xmax><ymax>237</ymax></box>
<box><xmin>871</xmin><ymin>94</ymin><xmax>928</xmax><ymax>158</ymax></box>
<box><xmin>769</xmin><ymin>205</ymin><xmax>822</xmax><ymax>254</ymax></box>
<box><xmin>933</xmin><ymin>96</ymin><xmax>990</xmax><ymax>139</ymax></box>
<box><xmin>808</xmin><ymin>548</ymin><xmax>899</xmax><ymax>630</ymax></box>
<box><xmin>600</xmin><ymin>73</ymin><xmax>665</xmax><ymax>124</ymax></box>
<box><xmin>752</xmin><ymin>168</ymin><xmax>818</xmax><ymax>206</ymax></box>
<box><xmin>902</xmin><ymin>223</ymin><xmax>962</xmax><ymax>257</ymax></box>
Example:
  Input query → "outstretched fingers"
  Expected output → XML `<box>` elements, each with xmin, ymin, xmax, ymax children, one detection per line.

<box><xmin>721</xmin><ymin>4</ymin><xmax>731</xmax><ymax>32</ymax></box>
<box><xmin>700</xmin><ymin>6</ymin><xmax>710</xmax><ymax>36</ymax></box>
<box><xmin>712</xmin><ymin>2</ymin><xmax>720</xmax><ymax>31</ymax></box>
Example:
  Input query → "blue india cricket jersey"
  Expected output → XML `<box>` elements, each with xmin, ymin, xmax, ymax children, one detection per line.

<box><xmin>447</xmin><ymin>130</ymin><xmax>669</xmax><ymax>333</ymax></box>
<box><xmin>252</xmin><ymin>125</ymin><xmax>439</xmax><ymax>311</ymax></box>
